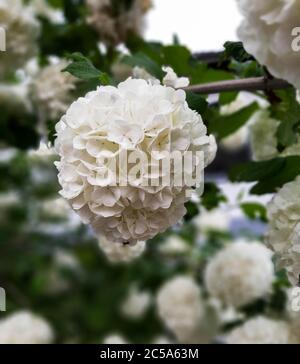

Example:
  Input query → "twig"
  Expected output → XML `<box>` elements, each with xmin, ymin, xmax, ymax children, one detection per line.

<box><xmin>183</xmin><ymin>77</ymin><xmax>291</xmax><ymax>95</ymax></box>
<box><xmin>193</xmin><ymin>51</ymin><xmax>223</xmax><ymax>64</ymax></box>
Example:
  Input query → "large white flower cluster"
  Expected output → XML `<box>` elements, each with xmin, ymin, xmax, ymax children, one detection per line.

<box><xmin>0</xmin><ymin>311</ymin><xmax>54</xmax><ymax>344</ymax></box>
<box><xmin>204</xmin><ymin>240</ymin><xmax>274</xmax><ymax>307</ymax></box>
<box><xmin>156</xmin><ymin>275</ymin><xmax>218</xmax><ymax>344</ymax></box>
<box><xmin>0</xmin><ymin>0</ymin><xmax>40</xmax><ymax>76</ymax></box>
<box><xmin>266</xmin><ymin>177</ymin><xmax>300</xmax><ymax>285</ymax></box>
<box><xmin>225</xmin><ymin>316</ymin><xmax>292</xmax><ymax>344</ymax></box>
<box><xmin>55</xmin><ymin>75</ymin><xmax>216</xmax><ymax>244</ymax></box>
<box><xmin>98</xmin><ymin>237</ymin><xmax>146</xmax><ymax>263</ymax></box>
<box><xmin>237</xmin><ymin>0</ymin><xmax>300</xmax><ymax>90</ymax></box>
<box><xmin>30</xmin><ymin>59</ymin><xmax>77</xmax><ymax>122</ymax></box>
<box><xmin>86</xmin><ymin>0</ymin><xmax>152</xmax><ymax>46</ymax></box>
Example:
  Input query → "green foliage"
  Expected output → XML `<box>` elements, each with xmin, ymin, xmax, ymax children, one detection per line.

<box><xmin>63</xmin><ymin>53</ymin><xmax>111</xmax><ymax>83</ymax></box>
<box><xmin>230</xmin><ymin>156</ymin><xmax>300</xmax><ymax>194</ymax></box>
<box><xmin>208</xmin><ymin>102</ymin><xmax>259</xmax><ymax>139</ymax></box>
<box><xmin>240</xmin><ymin>203</ymin><xmax>267</xmax><ymax>222</ymax></box>
<box><xmin>201</xmin><ymin>183</ymin><xmax>227</xmax><ymax>211</ymax></box>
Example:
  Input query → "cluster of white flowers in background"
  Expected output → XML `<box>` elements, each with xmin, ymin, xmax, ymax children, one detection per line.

<box><xmin>0</xmin><ymin>0</ymin><xmax>40</xmax><ymax>76</ymax></box>
<box><xmin>120</xmin><ymin>286</ymin><xmax>151</xmax><ymax>319</ymax></box>
<box><xmin>0</xmin><ymin>81</ymin><xmax>31</xmax><ymax>112</ymax></box>
<box><xmin>98</xmin><ymin>237</ymin><xmax>146</xmax><ymax>263</ymax></box>
<box><xmin>30</xmin><ymin>59</ymin><xmax>78</xmax><ymax>124</ymax></box>
<box><xmin>266</xmin><ymin>177</ymin><xmax>300</xmax><ymax>285</ymax></box>
<box><xmin>0</xmin><ymin>311</ymin><xmax>54</xmax><ymax>344</ymax></box>
<box><xmin>193</xmin><ymin>208</ymin><xmax>230</xmax><ymax>235</ymax></box>
<box><xmin>159</xmin><ymin>235</ymin><xmax>189</xmax><ymax>255</ymax></box>
<box><xmin>225</xmin><ymin>316</ymin><xmax>292</xmax><ymax>344</ymax></box>
<box><xmin>156</xmin><ymin>275</ymin><xmax>219</xmax><ymax>344</ymax></box>
<box><xmin>249</xmin><ymin>109</ymin><xmax>300</xmax><ymax>161</ymax></box>
<box><xmin>237</xmin><ymin>0</ymin><xmax>300</xmax><ymax>90</ymax></box>
<box><xmin>55</xmin><ymin>71</ymin><xmax>216</xmax><ymax>244</ymax></box>
<box><xmin>86</xmin><ymin>0</ymin><xmax>152</xmax><ymax>46</ymax></box>
<box><xmin>205</xmin><ymin>240</ymin><xmax>274</xmax><ymax>308</ymax></box>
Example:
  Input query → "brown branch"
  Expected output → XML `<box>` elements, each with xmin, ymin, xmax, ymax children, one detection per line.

<box><xmin>183</xmin><ymin>77</ymin><xmax>291</xmax><ymax>95</ymax></box>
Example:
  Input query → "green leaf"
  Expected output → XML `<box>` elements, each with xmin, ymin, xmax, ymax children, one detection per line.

<box><xmin>186</xmin><ymin>92</ymin><xmax>208</xmax><ymax>114</ymax></box>
<box><xmin>229</xmin><ymin>156</ymin><xmax>300</xmax><ymax>195</ymax></box>
<box><xmin>209</xmin><ymin>102</ymin><xmax>259</xmax><ymax>139</ymax></box>
<box><xmin>63</xmin><ymin>53</ymin><xmax>110</xmax><ymax>83</ymax></box>
<box><xmin>223</xmin><ymin>41</ymin><xmax>253</xmax><ymax>63</ymax></box>
<box><xmin>122</xmin><ymin>52</ymin><xmax>163</xmax><ymax>79</ymax></box>
<box><xmin>219</xmin><ymin>91</ymin><xmax>238</xmax><ymax>105</ymax></box>
<box><xmin>161</xmin><ymin>45</ymin><xmax>191</xmax><ymax>75</ymax></box>
<box><xmin>271</xmin><ymin>89</ymin><xmax>300</xmax><ymax>149</ymax></box>
<box><xmin>240</xmin><ymin>203</ymin><xmax>267</xmax><ymax>222</ymax></box>
<box><xmin>201</xmin><ymin>183</ymin><xmax>227</xmax><ymax>210</ymax></box>
<box><xmin>184</xmin><ymin>201</ymin><xmax>199</xmax><ymax>222</ymax></box>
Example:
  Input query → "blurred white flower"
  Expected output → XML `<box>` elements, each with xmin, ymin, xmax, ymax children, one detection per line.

<box><xmin>55</xmin><ymin>77</ymin><xmax>216</xmax><ymax>244</ymax></box>
<box><xmin>31</xmin><ymin>0</ymin><xmax>64</xmax><ymax>23</ymax></box>
<box><xmin>220</xmin><ymin>92</ymin><xmax>269</xmax><ymax>151</ymax></box>
<box><xmin>0</xmin><ymin>311</ymin><xmax>54</xmax><ymax>344</ymax></box>
<box><xmin>156</xmin><ymin>275</ymin><xmax>218</xmax><ymax>344</ymax></box>
<box><xmin>205</xmin><ymin>240</ymin><xmax>274</xmax><ymax>308</ymax></box>
<box><xmin>98</xmin><ymin>237</ymin><xmax>146</xmax><ymax>263</ymax></box>
<box><xmin>132</xmin><ymin>66</ymin><xmax>158</xmax><ymax>83</ymax></box>
<box><xmin>162</xmin><ymin>66</ymin><xmax>189</xmax><ymax>89</ymax></box>
<box><xmin>151</xmin><ymin>335</ymin><xmax>173</xmax><ymax>344</ymax></box>
<box><xmin>285</xmin><ymin>288</ymin><xmax>300</xmax><ymax>343</ymax></box>
<box><xmin>226</xmin><ymin>316</ymin><xmax>292</xmax><ymax>344</ymax></box>
<box><xmin>194</xmin><ymin>208</ymin><xmax>230</xmax><ymax>234</ymax></box>
<box><xmin>248</xmin><ymin>110</ymin><xmax>279</xmax><ymax>161</ymax></box>
<box><xmin>102</xmin><ymin>334</ymin><xmax>127</xmax><ymax>344</ymax></box>
<box><xmin>30</xmin><ymin>59</ymin><xmax>77</xmax><ymax>123</ymax></box>
<box><xmin>86</xmin><ymin>0</ymin><xmax>152</xmax><ymax>46</ymax></box>
<box><xmin>120</xmin><ymin>286</ymin><xmax>151</xmax><ymax>319</ymax></box>
<box><xmin>0</xmin><ymin>81</ymin><xmax>31</xmax><ymax>111</ymax></box>
<box><xmin>237</xmin><ymin>0</ymin><xmax>300</xmax><ymax>90</ymax></box>
<box><xmin>159</xmin><ymin>235</ymin><xmax>189</xmax><ymax>255</ymax></box>
<box><xmin>266</xmin><ymin>177</ymin><xmax>300</xmax><ymax>285</ymax></box>
<box><xmin>0</xmin><ymin>0</ymin><xmax>40</xmax><ymax>76</ymax></box>
<box><xmin>28</xmin><ymin>142</ymin><xmax>57</xmax><ymax>159</ymax></box>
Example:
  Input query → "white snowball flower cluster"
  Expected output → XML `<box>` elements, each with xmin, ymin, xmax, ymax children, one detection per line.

<box><xmin>98</xmin><ymin>237</ymin><xmax>146</xmax><ymax>263</ymax></box>
<box><xmin>205</xmin><ymin>240</ymin><xmax>275</xmax><ymax>308</ymax></box>
<box><xmin>237</xmin><ymin>0</ymin><xmax>300</xmax><ymax>90</ymax></box>
<box><xmin>30</xmin><ymin>59</ymin><xmax>78</xmax><ymax>122</ymax></box>
<box><xmin>266</xmin><ymin>177</ymin><xmax>300</xmax><ymax>285</ymax></box>
<box><xmin>55</xmin><ymin>73</ymin><xmax>216</xmax><ymax>244</ymax></box>
<box><xmin>156</xmin><ymin>275</ymin><xmax>218</xmax><ymax>344</ymax></box>
<box><xmin>225</xmin><ymin>316</ymin><xmax>292</xmax><ymax>344</ymax></box>
<box><xmin>86</xmin><ymin>0</ymin><xmax>152</xmax><ymax>46</ymax></box>
<box><xmin>0</xmin><ymin>0</ymin><xmax>40</xmax><ymax>76</ymax></box>
<box><xmin>120</xmin><ymin>286</ymin><xmax>151</xmax><ymax>319</ymax></box>
<box><xmin>0</xmin><ymin>311</ymin><xmax>54</xmax><ymax>344</ymax></box>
